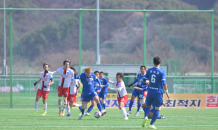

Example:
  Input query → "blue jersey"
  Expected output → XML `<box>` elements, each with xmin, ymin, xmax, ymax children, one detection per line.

<box><xmin>144</xmin><ymin>67</ymin><xmax>166</xmax><ymax>92</ymax></box>
<box><xmin>131</xmin><ymin>73</ymin><xmax>147</xmax><ymax>89</ymax></box>
<box><xmin>74</xmin><ymin>72</ymin><xmax>101</xmax><ymax>95</ymax></box>
<box><xmin>99</xmin><ymin>77</ymin><xmax>109</xmax><ymax>93</ymax></box>
<box><xmin>94</xmin><ymin>78</ymin><xmax>101</xmax><ymax>92</ymax></box>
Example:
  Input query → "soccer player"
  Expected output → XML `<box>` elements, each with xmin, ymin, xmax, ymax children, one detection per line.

<box><xmin>141</xmin><ymin>56</ymin><xmax>170</xmax><ymax>129</ymax></box>
<box><xmin>52</xmin><ymin>59</ymin><xmax>74</xmax><ymax>116</ymax></box>
<box><xmin>107</xmin><ymin>72</ymin><xmax>128</xmax><ymax>120</ymax></box>
<box><xmin>134</xmin><ymin>87</ymin><xmax>166</xmax><ymax>119</ymax></box>
<box><xmin>33</xmin><ymin>63</ymin><xmax>54</xmax><ymax>116</ymax></box>
<box><xmin>74</xmin><ymin>67</ymin><xmax>106</xmax><ymax>120</ymax></box>
<box><xmin>65</xmin><ymin>67</ymin><xmax>82</xmax><ymax>117</ymax></box>
<box><xmin>85</xmin><ymin>71</ymin><xmax>101</xmax><ymax>116</ymax></box>
<box><xmin>127</xmin><ymin>66</ymin><xmax>148</xmax><ymax>116</ymax></box>
<box><xmin>98</xmin><ymin>72</ymin><xmax>109</xmax><ymax>110</ymax></box>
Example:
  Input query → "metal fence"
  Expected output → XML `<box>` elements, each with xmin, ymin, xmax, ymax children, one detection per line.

<box><xmin>0</xmin><ymin>8</ymin><xmax>216</xmax><ymax>108</ymax></box>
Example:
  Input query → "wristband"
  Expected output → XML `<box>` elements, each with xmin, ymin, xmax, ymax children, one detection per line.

<box><xmin>165</xmin><ymin>89</ymin><xmax>168</xmax><ymax>93</ymax></box>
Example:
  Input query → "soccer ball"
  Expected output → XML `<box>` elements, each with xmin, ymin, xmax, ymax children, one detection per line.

<box><xmin>94</xmin><ymin>111</ymin><xmax>101</xmax><ymax>118</ymax></box>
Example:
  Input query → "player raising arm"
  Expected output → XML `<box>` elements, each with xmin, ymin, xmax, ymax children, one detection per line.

<box><xmin>107</xmin><ymin>72</ymin><xmax>129</xmax><ymax>120</ymax></box>
<box><xmin>74</xmin><ymin>67</ymin><xmax>106</xmax><ymax>120</ymax></box>
<box><xmin>33</xmin><ymin>63</ymin><xmax>54</xmax><ymax>116</ymax></box>
<box><xmin>85</xmin><ymin>71</ymin><xmax>102</xmax><ymax>116</ymax></box>
<box><xmin>52</xmin><ymin>59</ymin><xmax>74</xmax><ymax>116</ymax></box>
<box><xmin>142</xmin><ymin>56</ymin><xmax>170</xmax><ymax>129</ymax></box>
<box><xmin>65</xmin><ymin>67</ymin><xmax>82</xmax><ymax>117</ymax></box>
<box><xmin>127</xmin><ymin>66</ymin><xmax>148</xmax><ymax>116</ymax></box>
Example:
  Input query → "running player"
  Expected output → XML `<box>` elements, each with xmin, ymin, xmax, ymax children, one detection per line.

<box><xmin>52</xmin><ymin>59</ymin><xmax>74</xmax><ymax>116</ymax></box>
<box><xmin>142</xmin><ymin>56</ymin><xmax>170</xmax><ymax>129</ymax></box>
<box><xmin>74</xmin><ymin>67</ymin><xmax>106</xmax><ymax>120</ymax></box>
<box><xmin>65</xmin><ymin>67</ymin><xmax>82</xmax><ymax>117</ymax></box>
<box><xmin>134</xmin><ymin>87</ymin><xmax>166</xmax><ymax>119</ymax></box>
<box><xmin>127</xmin><ymin>66</ymin><xmax>148</xmax><ymax>116</ymax></box>
<box><xmin>85</xmin><ymin>71</ymin><xmax>102</xmax><ymax>116</ymax></box>
<box><xmin>33</xmin><ymin>63</ymin><xmax>54</xmax><ymax>116</ymax></box>
<box><xmin>98</xmin><ymin>72</ymin><xmax>109</xmax><ymax>111</ymax></box>
<box><xmin>107</xmin><ymin>72</ymin><xmax>128</xmax><ymax>120</ymax></box>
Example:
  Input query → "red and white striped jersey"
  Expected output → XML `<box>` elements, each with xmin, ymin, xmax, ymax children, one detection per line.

<box><xmin>52</xmin><ymin>67</ymin><xmax>74</xmax><ymax>88</ymax></box>
<box><xmin>38</xmin><ymin>71</ymin><xmax>53</xmax><ymax>91</ymax></box>
<box><xmin>69</xmin><ymin>78</ymin><xmax>80</xmax><ymax>95</ymax></box>
<box><xmin>109</xmin><ymin>80</ymin><xmax>127</xmax><ymax>98</ymax></box>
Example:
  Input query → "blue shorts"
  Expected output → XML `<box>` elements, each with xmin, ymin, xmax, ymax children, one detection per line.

<box><xmin>98</xmin><ymin>92</ymin><xmax>107</xmax><ymax>99</ymax></box>
<box><xmin>82</xmin><ymin>91</ymin><xmax>98</xmax><ymax>102</ymax></box>
<box><xmin>150</xmin><ymin>103</ymin><xmax>155</xmax><ymax>113</ymax></box>
<box><xmin>132</xmin><ymin>89</ymin><xmax>144</xmax><ymax>99</ymax></box>
<box><xmin>146</xmin><ymin>89</ymin><xmax>163</xmax><ymax>107</ymax></box>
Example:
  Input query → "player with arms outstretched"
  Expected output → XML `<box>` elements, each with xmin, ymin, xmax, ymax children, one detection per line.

<box><xmin>74</xmin><ymin>67</ymin><xmax>106</xmax><ymax>120</ymax></box>
<box><xmin>142</xmin><ymin>56</ymin><xmax>170</xmax><ymax>129</ymax></box>
<box><xmin>107</xmin><ymin>72</ymin><xmax>129</xmax><ymax>120</ymax></box>
<box><xmin>99</xmin><ymin>72</ymin><xmax>109</xmax><ymax>111</ymax></box>
<box><xmin>52</xmin><ymin>59</ymin><xmax>74</xmax><ymax>116</ymax></box>
<box><xmin>33</xmin><ymin>63</ymin><xmax>54</xmax><ymax>116</ymax></box>
<box><xmin>127</xmin><ymin>66</ymin><xmax>148</xmax><ymax>116</ymax></box>
<box><xmin>85</xmin><ymin>71</ymin><xmax>102</xmax><ymax>116</ymax></box>
<box><xmin>65</xmin><ymin>67</ymin><xmax>82</xmax><ymax>117</ymax></box>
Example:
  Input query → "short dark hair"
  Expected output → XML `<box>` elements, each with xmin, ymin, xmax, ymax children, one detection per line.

<box><xmin>153</xmin><ymin>56</ymin><xmax>161</xmax><ymax>65</ymax></box>
<box><xmin>43</xmin><ymin>63</ymin><xmax>50</xmax><ymax>68</ymax></box>
<box><xmin>140</xmin><ymin>65</ymin><xmax>146</xmax><ymax>70</ymax></box>
<box><xmin>63</xmin><ymin>59</ymin><xmax>71</xmax><ymax>65</ymax></box>
<box><xmin>94</xmin><ymin>71</ymin><xmax>99</xmax><ymax>74</ymax></box>
<box><xmin>116</xmin><ymin>72</ymin><xmax>123</xmax><ymax>78</ymax></box>
<box><xmin>70</xmin><ymin>66</ymin><xmax>75</xmax><ymax>71</ymax></box>
<box><xmin>99</xmin><ymin>71</ymin><xmax>104</xmax><ymax>74</ymax></box>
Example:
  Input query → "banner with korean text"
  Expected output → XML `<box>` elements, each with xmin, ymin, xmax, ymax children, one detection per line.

<box><xmin>76</xmin><ymin>94</ymin><xmax>218</xmax><ymax>109</ymax></box>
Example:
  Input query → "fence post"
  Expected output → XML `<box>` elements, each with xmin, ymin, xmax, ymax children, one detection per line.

<box><xmin>29</xmin><ymin>78</ymin><xmax>31</xmax><ymax>97</ymax></box>
<box><xmin>180</xmin><ymin>59</ymin><xmax>182</xmax><ymax>76</ymax></box>
<box><xmin>204</xmin><ymin>80</ymin><xmax>206</xmax><ymax>94</ymax></box>
<box><xmin>79</xmin><ymin>8</ymin><xmax>82</xmax><ymax>75</ymax></box>
<box><xmin>10</xmin><ymin>7</ymin><xmax>13</xmax><ymax>108</ymax></box>
<box><xmin>168</xmin><ymin>60</ymin><xmax>170</xmax><ymax>75</ymax></box>
<box><xmin>143</xmin><ymin>9</ymin><xmax>146</xmax><ymax>66</ymax></box>
<box><xmin>211</xmin><ymin>10</ymin><xmax>214</xmax><ymax>93</ymax></box>
<box><xmin>195</xmin><ymin>80</ymin><xmax>197</xmax><ymax>94</ymax></box>
<box><xmin>174</xmin><ymin>60</ymin><xmax>177</xmax><ymax>76</ymax></box>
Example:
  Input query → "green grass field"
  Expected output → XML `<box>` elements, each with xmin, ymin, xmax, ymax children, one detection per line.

<box><xmin>0</xmin><ymin>108</ymin><xmax>218</xmax><ymax>130</ymax></box>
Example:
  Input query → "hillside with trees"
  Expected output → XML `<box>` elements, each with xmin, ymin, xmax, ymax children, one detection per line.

<box><xmin>0</xmin><ymin>0</ymin><xmax>217</xmax><ymax>75</ymax></box>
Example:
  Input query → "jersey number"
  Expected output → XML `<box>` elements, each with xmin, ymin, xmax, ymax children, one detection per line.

<box><xmin>151</xmin><ymin>74</ymin><xmax>156</xmax><ymax>83</ymax></box>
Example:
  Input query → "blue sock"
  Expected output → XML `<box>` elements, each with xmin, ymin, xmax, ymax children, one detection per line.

<box><xmin>143</xmin><ymin>107</ymin><xmax>150</xmax><ymax>118</ymax></box>
<box><xmin>137</xmin><ymin>103</ymin><xmax>141</xmax><ymax>112</ymax></box>
<box><xmin>129</xmin><ymin>100</ymin><xmax>133</xmax><ymax>111</ymax></box>
<box><xmin>100</xmin><ymin>100</ymin><xmax>103</xmax><ymax>106</ymax></box>
<box><xmin>157</xmin><ymin>115</ymin><xmax>161</xmax><ymax>119</ymax></box>
<box><xmin>79</xmin><ymin>106</ymin><xmax>82</xmax><ymax>112</ymax></box>
<box><xmin>86</xmin><ymin>105</ymin><xmax>94</xmax><ymax>113</ymax></box>
<box><xmin>97</xmin><ymin>103</ymin><xmax>102</xmax><ymax>112</ymax></box>
<box><xmin>150</xmin><ymin>110</ymin><xmax>160</xmax><ymax>125</ymax></box>
<box><xmin>81</xmin><ymin>108</ymin><xmax>85</xmax><ymax>115</ymax></box>
<box><xmin>102</xmin><ymin>104</ymin><xmax>106</xmax><ymax>110</ymax></box>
